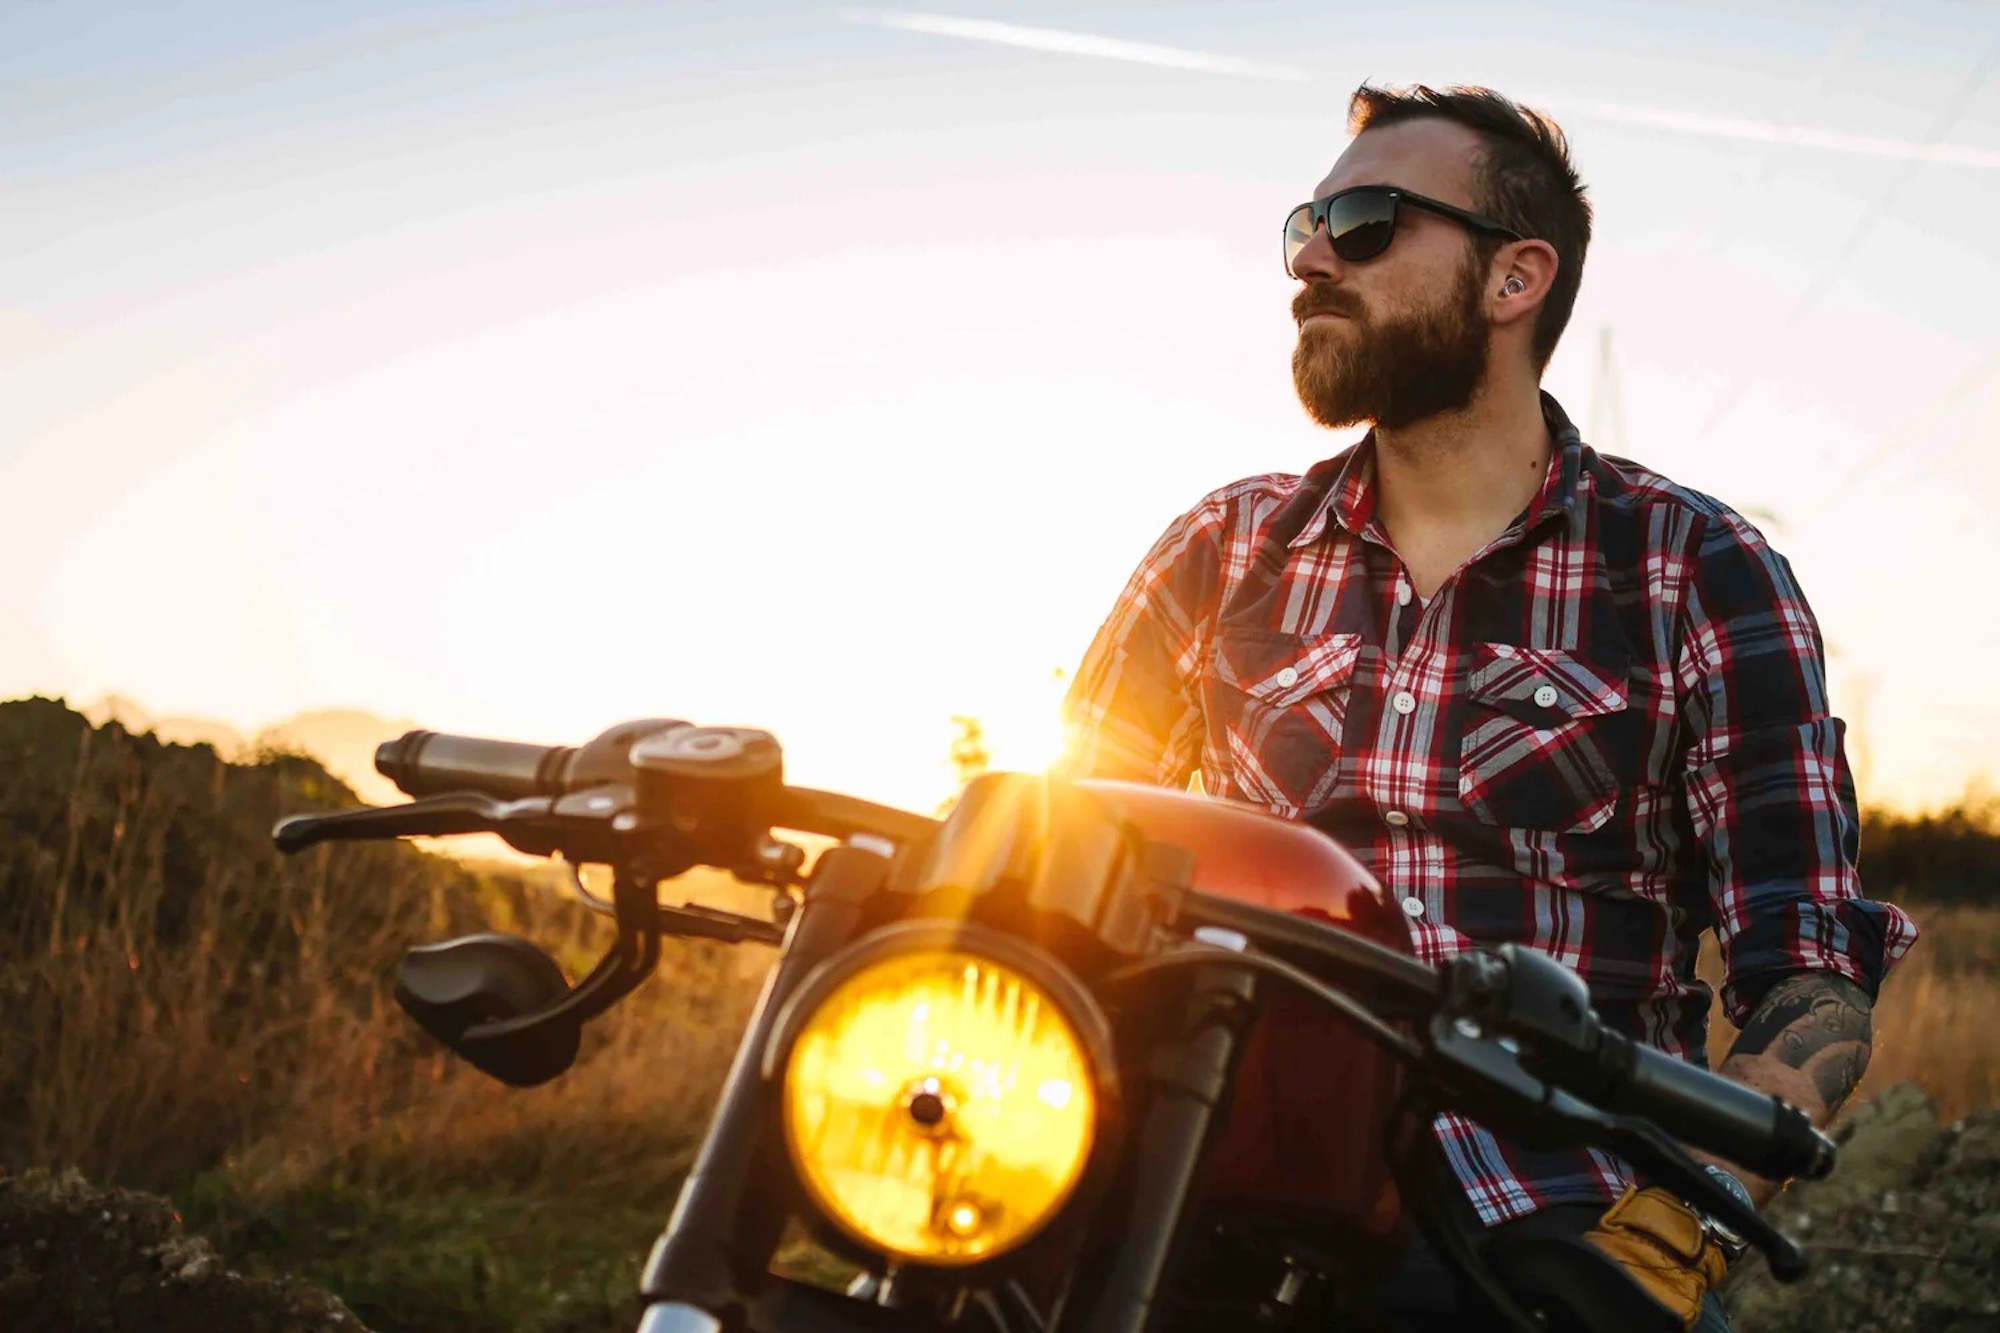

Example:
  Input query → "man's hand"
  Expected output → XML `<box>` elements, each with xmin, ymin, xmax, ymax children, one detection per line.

<box><xmin>1584</xmin><ymin>1186</ymin><xmax>1729</xmax><ymax>1331</ymax></box>
<box><xmin>1708</xmin><ymin>970</ymin><xmax>1874</xmax><ymax>1204</ymax></box>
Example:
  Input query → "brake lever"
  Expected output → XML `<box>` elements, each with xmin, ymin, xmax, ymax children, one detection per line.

<box><xmin>273</xmin><ymin>793</ymin><xmax>545</xmax><ymax>853</ymax></box>
<box><xmin>1595</xmin><ymin>1112</ymin><xmax>1808</xmax><ymax>1280</ymax></box>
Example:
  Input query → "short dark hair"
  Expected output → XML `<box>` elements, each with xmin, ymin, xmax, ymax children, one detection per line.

<box><xmin>1348</xmin><ymin>83</ymin><xmax>1592</xmax><ymax>369</ymax></box>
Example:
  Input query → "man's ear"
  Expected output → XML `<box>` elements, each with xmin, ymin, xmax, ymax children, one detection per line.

<box><xmin>1491</xmin><ymin>239</ymin><xmax>1559</xmax><ymax>327</ymax></box>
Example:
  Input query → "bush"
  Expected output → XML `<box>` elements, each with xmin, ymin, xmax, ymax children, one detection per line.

<box><xmin>1860</xmin><ymin>791</ymin><xmax>2000</xmax><ymax>905</ymax></box>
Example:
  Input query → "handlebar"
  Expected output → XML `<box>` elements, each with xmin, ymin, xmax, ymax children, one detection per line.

<box><xmin>276</xmin><ymin>721</ymin><xmax>942</xmax><ymax>872</ymax></box>
<box><xmin>1169</xmin><ymin>899</ymin><xmax>1835</xmax><ymax>1189</ymax></box>
<box><xmin>367</xmin><ymin>722</ymin><xmax>939</xmax><ymax>849</ymax></box>
<box><xmin>1441</xmin><ymin>945</ymin><xmax>1836</xmax><ymax>1187</ymax></box>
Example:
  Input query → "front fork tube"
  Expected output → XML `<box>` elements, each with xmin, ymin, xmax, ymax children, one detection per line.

<box><xmin>1060</xmin><ymin>962</ymin><xmax>1258</xmax><ymax>1333</ymax></box>
<box><xmin>638</xmin><ymin>846</ymin><xmax>890</xmax><ymax>1320</ymax></box>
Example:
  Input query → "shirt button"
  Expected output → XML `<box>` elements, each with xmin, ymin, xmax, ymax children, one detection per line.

<box><xmin>1396</xmin><ymin>581</ymin><xmax>1413</xmax><ymax>607</ymax></box>
<box><xmin>1401</xmin><ymin>896</ymin><xmax>1426</xmax><ymax>919</ymax></box>
<box><xmin>1276</xmin><ymin>666</ymin><xmax>1299</xmax><ymax>688</ymax></box>
<box><xmin>1392</xmin><ymin>690</ymin><xmax>1417</xmax><ymax>715</ymax></box>
<box><xmin>1533</xmin><ymin>685</ymin><xmax>1559</xmax><ymax>708</ymax></box>
<box><xmin>1384</xmin><ymin>809</ymin><xmax>1410</xmax><ymax>827</ymax></box>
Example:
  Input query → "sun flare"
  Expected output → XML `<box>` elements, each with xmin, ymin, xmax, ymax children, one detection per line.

<box><xmin>967</xmin><ymin>668</ymin><xmax>1072</xmax><ymax>778</ymax></box>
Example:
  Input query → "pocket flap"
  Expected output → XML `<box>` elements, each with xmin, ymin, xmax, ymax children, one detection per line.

<box><xmin>1214</xmin><ymin>632</ymin><xmax>1364</xmax><ymax>708</ymax></box>
<box><xmin>1468</xmin><ymin>643</ymin><xmax>1628</xmax><ymax>725</ymax></box>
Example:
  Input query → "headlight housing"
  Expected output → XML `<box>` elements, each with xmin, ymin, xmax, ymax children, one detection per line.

<box><xmin>770</xmin><ymin>925</ymin><xmax>1114</xmax><ymax>1267</ymax></box>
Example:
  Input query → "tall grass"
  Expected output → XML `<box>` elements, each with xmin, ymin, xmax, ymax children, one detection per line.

<box><xmin>0</xmin><ymin>701</ymin><xmax>760</xmax><ymax>1268</ymax></box>
<box><xmin>1</xmin><ymin>700</ymin><xmax>752</xmax><ymax>1176</ymax></box>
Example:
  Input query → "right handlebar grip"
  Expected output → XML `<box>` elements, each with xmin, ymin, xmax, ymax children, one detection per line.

<box><xmin>1609</xmin><ymin>1036</ymin><xmax>1837</xmax><ymax>1181</ymax></box>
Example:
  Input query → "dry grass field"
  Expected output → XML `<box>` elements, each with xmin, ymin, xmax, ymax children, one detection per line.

<box><xmin>0</xmin><ymin>701</ymin><xmax>762</xmax><ymax>1329</ymax></box>
<box><xmin>1857</xmin><ymin>903</ymin><xmax>2000</xmax><ymax>1123</ymax></box>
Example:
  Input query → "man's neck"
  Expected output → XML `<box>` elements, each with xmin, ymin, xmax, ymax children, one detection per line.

<box><xmin>1372</xmin><ymin>379</ymin><xmax>1552</xmax><ymax>540</ymax></box>
<box><xmin>1369</xmin><ymin>377</ymin><xmax>1554</xmax><ymax>595</ymax></box>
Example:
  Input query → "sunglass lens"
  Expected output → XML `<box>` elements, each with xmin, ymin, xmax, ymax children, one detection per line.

<box><xmin>1283</xmin><ymin>203</ymin><xmax>1317</xmax><ymax>275</ymax></box>
<box><xmin>1325</xmin><ymin>191</ymin><xmax>1396</xmax><ymax>262</ymax></box>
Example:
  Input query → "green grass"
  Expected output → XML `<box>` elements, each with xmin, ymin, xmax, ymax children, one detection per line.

<box><xmin>176</xmin><ymin>1170</ymin><xmax>678</xmax><ymax>1333</ymax></box>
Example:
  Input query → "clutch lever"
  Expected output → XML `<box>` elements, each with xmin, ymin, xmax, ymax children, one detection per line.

<box><xmin>278</xmin><ymin>794</ymin><xmax>776</xmax><ymax>945</ymax></box>
<box><xmin>273</xmin><ymin>784</ymin><xmax>670</xmax><ymax>868</ymax></box>
<box><xmin>655</xmin><ymin>901</ymin><xmax>786</xmax><ymax>946</ymax></box>
<box><xmin>273</xmin><ymin>792</ymin><xmax>543</xmax><ymax>852</ymax></box>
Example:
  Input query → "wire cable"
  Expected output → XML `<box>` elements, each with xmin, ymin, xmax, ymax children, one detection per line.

<box><xmin>1797</xmin><ymin>342</ymin><xmax>2000</xmax><ymax>520</ymax></box>
<box><xmin>1698</xmin><ymin>27</ymin><xmax>2000</xmax><ymax>439</ymax></box>
<box><xmin>1100</xmin><ymin>943</ymin><xmax>1424</xmax><ymax>1062</ymax></box>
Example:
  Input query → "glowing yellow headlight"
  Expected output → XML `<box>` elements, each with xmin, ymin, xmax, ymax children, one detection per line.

<box><xmin>779</xmin><ymin>948</ymin><xmax>1098</xmax><ymax>1266</ymax></box>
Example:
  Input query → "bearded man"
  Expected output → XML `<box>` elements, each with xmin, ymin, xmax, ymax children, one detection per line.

<box><xmin>1058</xmin><ymin>84</ymin><xmax>1917</xmax><ymax>1331</ymax></box>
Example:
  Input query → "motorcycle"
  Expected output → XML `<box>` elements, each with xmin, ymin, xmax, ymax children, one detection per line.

<box><xmin>272</xmin><ymin>718</ymin><xmax>1832</xmax><ymax>1333</ymax></box>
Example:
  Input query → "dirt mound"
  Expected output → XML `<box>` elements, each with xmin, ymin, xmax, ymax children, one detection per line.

<box><xmin>1724</xmin><ymin>1084</ymin><xmax>2000</xmax><ymax>1332</ymax></box>
<box><xmin>0</xmin><ymin>1169</ymin><xmax>364</xmax><ymax>1333</ymax></box>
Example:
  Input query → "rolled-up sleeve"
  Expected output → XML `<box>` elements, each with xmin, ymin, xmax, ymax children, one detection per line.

<box><xmin>1057</xmin><ymin>505</ymin><xmax>1222</xmax><ymax>788</ymax></box>
<box><xmin>1675</xmin><ymin>512</ymin><xmax>1919</xmax><ymax>1022</ymax></box>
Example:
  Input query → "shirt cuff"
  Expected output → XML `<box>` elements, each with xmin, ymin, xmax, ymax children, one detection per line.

<box><xmin>1720</xmin><ymin>895</ymin><xmax>1918</xmax><ymax>1023</ymax></box>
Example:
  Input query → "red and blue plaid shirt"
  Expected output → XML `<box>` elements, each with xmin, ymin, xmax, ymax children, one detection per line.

<box><xmin>1060</xmin><ymin>393</ymin><xmax>1918</xmax><ymax>1224</ymax></box>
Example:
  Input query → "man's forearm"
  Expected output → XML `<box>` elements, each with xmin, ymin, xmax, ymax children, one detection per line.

<box><xmin>1709</xmin><ymin>970</ymin><xmax>1874</xmax><ymax>1204</ymax></box>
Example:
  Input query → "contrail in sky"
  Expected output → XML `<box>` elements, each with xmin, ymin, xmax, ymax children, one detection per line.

<box><xmin>1562</xmin><ymin>99</ymin><xmax>2000</xmax><ymax>171</ymax></box>
<box><xmin>840</xmin><ymin>8</ymin><xmax>2000</xmax><ymax>171</ymax></box>
<box><xmin>835</xmin><ymin>9</ymin><xmax>1311</xmax><ymax>82</ymax></box>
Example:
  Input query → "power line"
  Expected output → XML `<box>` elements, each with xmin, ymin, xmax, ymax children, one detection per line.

<box><xmin>1797</xmin><ymin>345</ymin><xmax>2000</xmax><ymax>523</ymax></box>
<box><xmin>1643</xmin><ymin>0</ymin><xmax>1886</xmax><ymax>293</ymax></box>
<box><xmin>1588</xmin><ymin>325</ymin><xmax>1627</xmax><ymax>456</ymax></box>
<box><xmin>1570</xmin><ymin>5</ymin><xmax>1877</xmax><ymax>470</ymax></box>
<box><xmin>1697</xmin><ymin>29</ymin><xmax>2000</xmax><ymax>438</ymax></box>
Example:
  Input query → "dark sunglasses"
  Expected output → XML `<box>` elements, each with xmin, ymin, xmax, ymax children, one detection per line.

<box><xmin>1283</xmin><ymin>185</ymin><xmax>1524</xmax><ymax>277</ymax></box>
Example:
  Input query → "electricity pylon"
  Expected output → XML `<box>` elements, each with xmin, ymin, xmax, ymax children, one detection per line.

<box><xmin>1589</xmin><ymin>325</ymin><xmax>1627</xmax><ymax>457</ymax></box>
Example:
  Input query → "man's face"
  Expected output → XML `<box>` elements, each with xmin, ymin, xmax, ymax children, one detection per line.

<box><xmin>1290</xmin><ymin>119</ymin><xmax>1497</xmax><ymax>432</ymax></box>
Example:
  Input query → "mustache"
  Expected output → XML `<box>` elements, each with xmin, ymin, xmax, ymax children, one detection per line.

<box><xmin>1292</xmin><ymin>282</ymin><xmax>1363</xmax><ymax>325</ymax></box>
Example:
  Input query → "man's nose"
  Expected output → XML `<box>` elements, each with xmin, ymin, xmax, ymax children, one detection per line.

<box><xmin>1290</xmin><ymin>221</ymin><xmax>1345</xmax><ymax>283</ymax></box>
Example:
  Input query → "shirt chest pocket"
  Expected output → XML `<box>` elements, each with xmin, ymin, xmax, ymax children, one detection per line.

<box><xmin>1203</xmin><ymin>630</ymin><xmax>1363</xmax><ymax>819</ymax></box>
<box><xmin>1457</xmin><ymin>644</ymin><xmax>1635</xmax><ymax>835</ymax></box>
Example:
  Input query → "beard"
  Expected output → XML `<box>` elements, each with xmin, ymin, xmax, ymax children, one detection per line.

<box><xmin>1290</xmin><ymin>250</ymin><xmax>1492</xmax><ymax>432</ymax></box>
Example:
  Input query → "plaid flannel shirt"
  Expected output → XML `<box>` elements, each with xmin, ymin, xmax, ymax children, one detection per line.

<box><xmin>1060</xmin><ymin>393</ymin><xmax>1918</xmax><ymax>1224</ymax></box>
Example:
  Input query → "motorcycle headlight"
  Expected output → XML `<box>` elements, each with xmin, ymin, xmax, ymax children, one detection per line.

<box><xmin>774</xmin><ymin>929</ymin><xmax>1110</xmax><ymax>1267</ymax></box>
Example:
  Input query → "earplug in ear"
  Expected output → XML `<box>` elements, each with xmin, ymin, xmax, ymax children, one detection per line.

<box><xmin>1503</xmin><ymin>276</ymin><xmax>1525</xmax><ymax>296</ymax></box>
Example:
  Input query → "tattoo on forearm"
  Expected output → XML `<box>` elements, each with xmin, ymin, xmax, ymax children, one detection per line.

<box><xmin>1722</xmin><ymin>973</ymin><xmax>1874</xmax><ymax>1109</ymax></box>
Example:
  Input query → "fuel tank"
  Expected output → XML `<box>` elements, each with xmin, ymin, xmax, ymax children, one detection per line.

<box><xmin>1077</xmin><ymin>781</ymin><xmax>1409</xmax><ymax>1240</ymax></box>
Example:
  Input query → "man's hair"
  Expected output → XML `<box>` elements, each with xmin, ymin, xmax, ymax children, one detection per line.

<box><xmin>1348</xmin><ymin>83</ymin><xmax>1592</xmax><ymax>370</ymax></box>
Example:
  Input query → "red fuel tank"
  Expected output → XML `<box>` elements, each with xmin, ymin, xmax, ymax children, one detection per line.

<box><xmin>1077</xmin><ymin>781</ymin><xmax>1409</xmax><ymax>1242</ymax></box>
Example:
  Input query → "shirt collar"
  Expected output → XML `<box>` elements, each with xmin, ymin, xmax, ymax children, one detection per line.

<box><xmin>1289</xmin><ymin>391</ymin><xmax>1587</xmax><ymax>551</ymax></box>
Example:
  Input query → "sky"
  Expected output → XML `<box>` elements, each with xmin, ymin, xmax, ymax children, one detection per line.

<box><xmin>5</xmin><ymin>0</ymin><xmax>1999</xmax><ymax>813</ymax></box>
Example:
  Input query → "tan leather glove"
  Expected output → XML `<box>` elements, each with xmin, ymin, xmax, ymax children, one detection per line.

<box><xmin>1582</xmin><ymin>1185</ymin><xmax>1729</xmax><ymax>1331</ymax></box>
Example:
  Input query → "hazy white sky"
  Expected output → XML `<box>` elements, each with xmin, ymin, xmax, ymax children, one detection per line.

<box><xmin>6</xmin><ymin>0</ymin><xmax>1999</xmax><ymax>811</ymax></box>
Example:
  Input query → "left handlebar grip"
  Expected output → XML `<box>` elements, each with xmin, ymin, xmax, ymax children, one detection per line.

<box><xmin>375</xmin><ymin>731</ymin><xmax>576</xmax><ymax>799</ymax></box>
